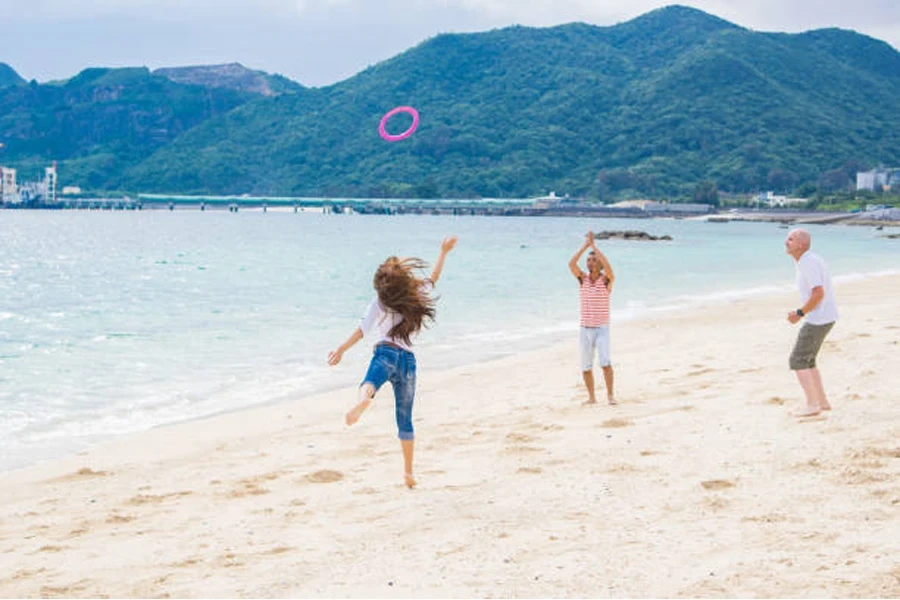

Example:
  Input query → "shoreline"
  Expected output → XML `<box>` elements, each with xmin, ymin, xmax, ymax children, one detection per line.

<box><xmin>1</xmin><ymin>274</ymin><xmax>897</xmax><ymax>597</ymax></box>
<box><xmin>4</xmin><ymin>267</ymin><xmax>898</xmax><ymax>477</ymax></box>
<box><xmin>4</xmin><ymin>201</ymin><xmax>899</xmax><ymax>226</ymax></box>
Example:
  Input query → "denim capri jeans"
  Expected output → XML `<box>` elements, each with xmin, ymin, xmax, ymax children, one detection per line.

<box><xmin>361</xmin><ymin>343</ymin><xmax>417</xmax><ymax>440</ymax></box>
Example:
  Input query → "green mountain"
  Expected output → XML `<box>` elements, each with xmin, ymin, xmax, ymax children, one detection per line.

<box><xmin>0</xmin><ymin>67</ymin><xmax>255</xmax><ymax>187</ymax></box>
<box><xmin>116</xmin><ymin>5</ymin><xmax>900</xmax><ymax>198</ymax></box>
<box><xmin>153</xmin><ymin>63</ymin><xmax>304</xmax><ymax>96</ymax></box>
<box><xmin>3</xmin><ymin>5</ymin><xmax>900</xmax><ymax>198</ymax></box>
<box><xmin>0</xmin><ymin>63</ymin><xmax>25</xmax><ymax>88</ymax></box>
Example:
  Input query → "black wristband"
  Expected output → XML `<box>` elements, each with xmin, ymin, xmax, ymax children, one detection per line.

<box><xmin>796</xmin><ymin>308</ymin><xmax>805</xmax><ymax>317</ymax></box>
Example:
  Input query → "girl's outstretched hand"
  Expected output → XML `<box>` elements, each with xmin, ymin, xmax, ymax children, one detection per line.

<box><xmin>441</xmin><ymin>236</ymin><xmax>458</xmax><ymax>254</ymax></box>
<box><xmin>327</xmin><ymin>349</ymin><xmax>343</xmax><ymax>366</ymax></box>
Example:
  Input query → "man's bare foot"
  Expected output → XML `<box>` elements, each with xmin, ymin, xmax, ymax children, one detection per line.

<box><xmin>583</xmin><ymin>398</ymin><xmax>598</xmax><ymax>406</ymax></box>
<box><xmin>345</xmin><ymin>399</ymin><xmax>372</xmax><ymax>426</ymax></box>
<box><xmin>404</xmin><ymin>472</ymin><xmax>417</xmax><ymax>488</ymax></box>
<box><xmin>791</xmin><ymin>406</ymin><xmax>821</xmax><ymax>417</ymax></box>
<box><xmin>608</xmin><ymin>396</ymin><xmax>617</xmax><ymax>406</ymax></box>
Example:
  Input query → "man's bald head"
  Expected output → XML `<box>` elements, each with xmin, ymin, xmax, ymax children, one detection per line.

<box><xmin>785</xmin><ymin>228</ymin><xmax>811</xmax><ymax>259</ymax></box>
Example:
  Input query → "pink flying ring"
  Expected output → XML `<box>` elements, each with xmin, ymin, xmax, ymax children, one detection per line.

<box><xmin>379</xmin><ymin>106</ymin><xmax>419</xmax><ymax>142</ymax></box>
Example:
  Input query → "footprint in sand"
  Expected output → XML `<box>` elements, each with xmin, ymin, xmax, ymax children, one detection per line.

<box><xmin>703</xmin><ymin>496</ymin><xmax>730</xmax><ymax>510</ymax></box>
<box><xmin>540</xmin><ymin>423</ymin><xmax>565</xmax><ymax>432</ymax></box>
<box><xmin>766</xmin><ymin>396</ymin><xmax>788</xmax><ymax>406</ymax></box>
<box><xmin>700</xmin><ymin>479</ymin><xmax>735</xmax><ymax>491</ymax></box>
<box><xmin>502</xmin><ymin>445</ymin><xmax>545</xmax><ymax>454</ymax></box>
<box><xmin>517</xmin><ymin>467</ymin><xmax>543</xmax><ymax>474</ymax></box>
<box><xmin>106</xmin><ymin>514</ymin><xmax>135</xmax><ymax>524</ymax></box>
<box><xmin>840</xmin><ymin>468</ymin><xmax>891</xmax><ymax>486</ymax></box>
<box><xmin>46</xmin><ymin>467</ymin><xmax>110</xmax><ymax>483</ymax></box>
<box><xmin>68</xmin><ymin>523</ymin><xmax>91</xmax><ymax>537</ymax></box>
<box><xmin>505</xmin><ymin>432</ymin><xmax>537</xmax><ymax>444</ymax></box>
<box><xmin>741</xmin><ymin>513</ymin><xmax>792</xmax><ymax>524</ymax></box>
<box><xmin>228</xmin><ymin>483</ymin><xmax>269</xmax><ymax>498</ymax></box>
<box><xmin>688</xmin><ymin>367</ymin><xmax>715</xmax><ymax>377</ymax></box>
<box><xmin>41</xmin><ymin>583</ymin><xmax>87</xmax><ymax>597</ymax></box>
<box><xmin>227</xmin><ymin>471</ymin><xmax>285</xmax><ymax>497</ymax></box>
<box><xmin>10</xmin><ymin>568</ymin><xmax>48</xmax><ymax>580</ymax></box>
<box><xmin>242</xmin><ymin>471</ymin><xmax>285</xmax><ymax>485</ymax></box>
<box><xmin>850</xmin><ymin>447</ymin><xmax>900</xmax><ymax>460</ymax></box>
<box><xmin>600</xmin><ymin>418</ymin><xmax>632</xmax><ymax>428</ymax></box>
<box><xmin>602</xmin><ymin>463</ymin><xmax>641</xmax><ymax>474</ymax></box>
<box><xmin>126</xmin><ymin>491</ymin><xmax>193</xmax><ymax>505</ymax></box>
<box><xmin>307</xmin><ymin>470</ymin><xmax>344</xmax><ymax>484</ymax></box>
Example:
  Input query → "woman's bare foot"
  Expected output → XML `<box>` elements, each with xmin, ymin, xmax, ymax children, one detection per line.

<box><xmin>791</xmin><ymin>406</ymin><xmax>821</xmax><ymax>417</ymax></box>
<box><xmin>345</xmin><ymin>399</ymin><xmax>372</xmax><ymax>426</ymax></box>
<box><xmin>819</xmin><ymin>402</ymin><xmax>832</xmax><ymax>411</ymax></box>
<box><xmin>582</xmin><ymin>398</ymin><xmax>598</xmax><ymax>406</ymax></box>
<box><xmin>404</xmin><ymin>472</ymin><xmax>417</xmax><ymax>488</ymax></box>
<box><xmin>608</xmin><ymin>396</ymin><xmax>617</xmax><ymax>405</ymax></box>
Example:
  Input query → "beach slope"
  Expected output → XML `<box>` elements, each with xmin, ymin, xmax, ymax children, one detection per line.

<box><xmin>1</xmin><ymin>276</ymin><xmax>897</xmax><ymax>598</ymax></box>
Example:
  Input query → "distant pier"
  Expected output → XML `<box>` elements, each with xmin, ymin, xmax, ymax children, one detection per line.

<box><xmin>128</xmin><ymin>195</ymin><xmax>685</xmax><ymax>218</ymax></box>
<box><xmin>2</xmin><ymin>193</ymin><xmax>722</xmax><ymax>218</ymax></box>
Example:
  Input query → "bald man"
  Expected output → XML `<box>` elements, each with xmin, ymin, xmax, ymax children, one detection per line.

<box><xmin>784</xmin><ymin>228</ymin><xmax>838</xmax><ymax>417</ymax></box>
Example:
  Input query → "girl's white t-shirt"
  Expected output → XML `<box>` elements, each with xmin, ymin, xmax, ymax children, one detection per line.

<box><xmin>359</xmin><ymin>280</ymin><xmax>434</xmax><ymax>350</ymax></box>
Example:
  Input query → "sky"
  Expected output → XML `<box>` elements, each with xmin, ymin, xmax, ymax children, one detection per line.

<box><xmin>1</xmin><ymin>0</ymin><xmax>898</xmax><ymax>87</ymax></box>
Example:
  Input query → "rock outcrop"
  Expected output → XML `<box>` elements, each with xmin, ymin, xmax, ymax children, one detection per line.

<box><xmin>594</xmin><ymin>230</ymin><xmax>673</xmax><ymax>241</ymax></box>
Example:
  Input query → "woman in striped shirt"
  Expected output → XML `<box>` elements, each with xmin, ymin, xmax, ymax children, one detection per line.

<box><xmin>568</xmin><ymin>231</ymin><xmax>616</xmax><ymax>405</ymax></box>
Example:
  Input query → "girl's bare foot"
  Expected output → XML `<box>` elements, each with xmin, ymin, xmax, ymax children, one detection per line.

<box><xmin>791</xmin><ymin>406</ymin><xmax>821</xmax><ymax>417</ymax></box>
<box><xmin>345</xmin><ymin>399</ymin><xmax>372</xmax><ymax>426</ymax></box>
<box><xmin>404</xmin><ymin>472</ymin><xmax>417</xmax><ymax>488</ymax></box>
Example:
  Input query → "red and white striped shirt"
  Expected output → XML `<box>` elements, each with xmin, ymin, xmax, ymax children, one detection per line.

<box><xmin>579</xmin><ymin>274</ymin><xmax>610</xmax><ymax>327</ymax></box>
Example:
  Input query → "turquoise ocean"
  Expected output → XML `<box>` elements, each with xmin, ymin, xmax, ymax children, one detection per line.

<box><xmin>1</xmin><ymin>210</ymin><xmax>897</xmax><ymax>471</ymax></box>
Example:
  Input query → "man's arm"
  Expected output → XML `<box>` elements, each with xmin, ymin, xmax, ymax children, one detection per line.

<box><xmin>590</xmin><ymin>242</ymin><xmax>615</xmax><ymax>293</ymax></box>
<box><xmin>787</xmin><ymin>286</ymin><xmax>824</xmax><ymax>324</ymax></box>
<box><xmin>569</xmin><ymin>232</ymin><xmax>593</xmax><ymax>280</ymax></box>
<box><xmin>429</xmin><ymin>236</ymin><xmax>458</xmax><ymax>285</ymax></box>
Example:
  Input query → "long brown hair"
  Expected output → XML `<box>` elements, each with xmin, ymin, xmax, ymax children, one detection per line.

<box><xmin>373</xmin><ymin>256</ymin><xmax>436</xmax><ymax>345</ymax></box>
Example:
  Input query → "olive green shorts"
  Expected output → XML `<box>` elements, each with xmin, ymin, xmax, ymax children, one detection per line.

<box><xmin>789</xmin><ymin>322</ymin><xmax>835</xmax><ymax>370</ymax></box>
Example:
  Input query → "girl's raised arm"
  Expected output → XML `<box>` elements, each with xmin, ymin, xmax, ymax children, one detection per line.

<box><xmin>429</xmin><ymin>236</ymin><xmax>458</xmax><ymax>285</ymax></box>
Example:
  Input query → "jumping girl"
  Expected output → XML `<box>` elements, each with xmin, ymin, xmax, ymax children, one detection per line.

<box><xmin>328</xmin><ymin>236</ymin><xmax>457</xmax><ymax>488</ymax></box>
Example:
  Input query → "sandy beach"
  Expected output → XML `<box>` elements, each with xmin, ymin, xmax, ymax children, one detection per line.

<box><xmin>0</xmin><ymin>274</ymin><xmax>897</xmax><ymax>598</ymax></box>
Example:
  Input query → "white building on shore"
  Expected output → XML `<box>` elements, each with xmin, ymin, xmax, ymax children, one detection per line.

<box><xmin>856</xmin><ymin>168</ymin><xmax>900</xmax><ymax>191</ymax></box>
<box><xmin>0</xmin><ymin>162</ymin><xmax>58</xmax><ymax>205</ymax></box>
<box><xmin>0</xmin><ymin>166</ymin><xmax>16</xmax><ymax>204</ymax></box>
<box><xmin>759</xmin><ymin>191</ymin><xmax>808</xmax><ymax>208</ymax></box>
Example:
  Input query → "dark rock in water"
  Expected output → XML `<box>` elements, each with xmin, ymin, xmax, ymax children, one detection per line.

<box><xmin>594</xmin><ymin>230</ymin><xmax>672</xmax><ymax>241</ymax></box>
<box><xmin>882</xmin><ymin>233</ymin><xmax>900</xmax><ymax>239</ymax></box>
